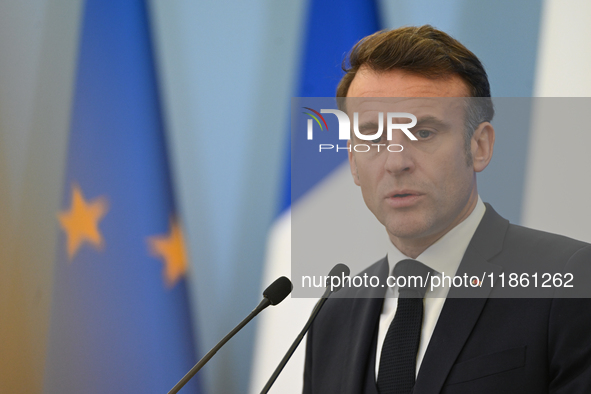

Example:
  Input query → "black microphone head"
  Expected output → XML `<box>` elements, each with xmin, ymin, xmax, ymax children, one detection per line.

<box><xmin>263</xmin><ymin>276</ymin><xmax>292</xmax><ymax>305</ymax></box>
<box><xmin>326</xmin><ymin>263</ymin><xmax>350</xmax><ymax>292</ymax></box>
<box><xmin>328</xmin><ymin>263</ymin><xmax>350</xmax><ymax>278</ymax></box>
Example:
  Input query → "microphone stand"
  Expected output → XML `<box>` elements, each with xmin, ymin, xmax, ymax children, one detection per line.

<box><xmin>168</xmin><ymin>298</ymin><xmax>270</xmax><ymax>394</ymax></box>
<box><xmin>259</xmin><ymin>287</ymin><xmax>330</xmax><ymax>394</ymax></box>
<box><xmin>168</xmin><ymin>276</ymin><xmax>292</xmax><ymax>393</ymax></box>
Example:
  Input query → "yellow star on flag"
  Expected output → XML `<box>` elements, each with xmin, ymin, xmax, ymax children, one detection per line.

<box><xmin>58</xmin><ymin>184</ymin><xmax>109</xmax><ymax>261</ymax></box>
<box><xmin>148</xmin><ymin>218</ymin><xmax>189</xmax><ymax>288</ymax></box>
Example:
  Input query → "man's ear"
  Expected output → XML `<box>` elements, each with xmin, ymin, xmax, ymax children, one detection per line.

<box><xmin>471</xmin><ymin>122</ymin><xmax>495</xmax><ymax>172</ymax></box>
<box><xmin>348</xmin><ymin>140</ymin><xmax>361</xmax><ymax>186</ymax></box>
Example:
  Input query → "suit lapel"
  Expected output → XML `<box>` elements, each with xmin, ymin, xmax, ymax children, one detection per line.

<box><xmin>341</xmin><ymin>258</ymin><xmax>389</xmax><ymax>394</ymax></box>
<box><xmin>413</xmin><ymin>204</ymin><xmax>508</xmax><ymax>394</ymax></box>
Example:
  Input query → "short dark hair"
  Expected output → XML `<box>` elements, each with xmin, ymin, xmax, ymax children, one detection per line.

<box><xmin>338</xmin><ymin>25</ymin><xmax>494</xmax><ymax>160</ymax></box>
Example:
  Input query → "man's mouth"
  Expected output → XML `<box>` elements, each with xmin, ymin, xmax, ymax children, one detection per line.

<box><xmin>389</xmin><ymin>190</ymin><xmax>420</xmax><ymax>198</ymax></box>
<box><xmin>386</xmin><ymin>191</ymin><xmax>423</xmax><ymax>208</ymax></box>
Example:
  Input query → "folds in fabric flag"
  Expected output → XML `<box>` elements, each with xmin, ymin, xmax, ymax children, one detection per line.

<box><xmin>249</xmin><ymin>0</ymin><xmax>381</xmax><ymax>392</ymax></box>
<box><xmin>43</xmin><ymin>1</ymin><xmax>201</xmax><ymax>393</ymax></box>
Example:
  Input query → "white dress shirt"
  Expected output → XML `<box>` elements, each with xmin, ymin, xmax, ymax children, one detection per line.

<box><xmin>375</xmin><ymin>197</ymin><xmax>486</xmax><ymax>379</ymax></box>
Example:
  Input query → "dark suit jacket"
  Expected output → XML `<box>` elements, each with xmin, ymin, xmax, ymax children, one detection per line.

<box><xmin>303</xmin><ymin>204</ymin><xmax>591</xmax><ymax>393</ymax></box>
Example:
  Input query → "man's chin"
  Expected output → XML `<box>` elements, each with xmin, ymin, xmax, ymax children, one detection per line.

<box><xmin>385</xmin><ymin>223</ymin><xmax>432</xmax><ymax>243</ymax></box>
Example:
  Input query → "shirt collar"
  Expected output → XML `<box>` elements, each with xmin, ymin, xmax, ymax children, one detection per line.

<box><xmin>387</xmin><ymin>196</ymin><xmax>486</xmax><ymax>277</ymax></box>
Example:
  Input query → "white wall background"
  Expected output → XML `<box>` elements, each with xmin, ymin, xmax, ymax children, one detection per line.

<box><xmin>522</xmin><ymin>0</ymin><xmax>591</xmax><ymax>242</ymax></box>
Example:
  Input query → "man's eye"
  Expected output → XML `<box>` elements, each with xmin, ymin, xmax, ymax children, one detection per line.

<box><xmin>416</xmin><ymin>129</ymin><xmax>432</xmax><ymax>139</ymax></box>
<box><xmin>372</xmin><ymin>135</ymin><xmax>383</xmax><ymax>143</ymax></box>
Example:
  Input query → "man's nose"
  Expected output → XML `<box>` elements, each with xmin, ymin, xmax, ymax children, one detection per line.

<box><xmin>384</xmin><ymin>134</ymin><xmax>415</xmax><ymax>175</ymax></box>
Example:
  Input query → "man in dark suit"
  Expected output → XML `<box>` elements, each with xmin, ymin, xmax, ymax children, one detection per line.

<box><xmin>303</xmin><ymin>25</ymin><xmax>591</xmax><ymax>393</ymax></box>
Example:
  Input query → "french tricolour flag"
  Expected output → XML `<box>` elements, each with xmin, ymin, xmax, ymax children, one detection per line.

<box><xmin>249</xmin><ymin>0</ymin><xmax>382</xmax><ymax>392</ymax></box>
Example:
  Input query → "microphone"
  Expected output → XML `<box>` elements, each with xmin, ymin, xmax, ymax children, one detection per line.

<box><xmin>168</xmin><ymin>276</ymin><xmax>292</xmax><ymax>394</ymax></box>
<box><xmin>260</xmin><ymin>264</ymin><xmax>350</xmax><ymax>394</ymax></box>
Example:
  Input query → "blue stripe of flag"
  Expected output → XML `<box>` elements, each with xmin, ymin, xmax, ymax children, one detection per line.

<box><xmin>280</xmin><ymin>0</ymin><xmax>381</xmax><ymax>212</ymax></box>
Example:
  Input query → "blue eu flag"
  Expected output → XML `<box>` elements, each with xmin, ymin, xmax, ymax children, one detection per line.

<box><xmin>43</xmin><ymin>1</ymin><xmax>201</xmax><ymax>392</ymax></box>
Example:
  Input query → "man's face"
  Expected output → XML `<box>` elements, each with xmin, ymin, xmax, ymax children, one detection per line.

<box><xmin>347</xmin><ymin>67</ymin><xmax>491</xmax><ymax>256</ymax></box>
